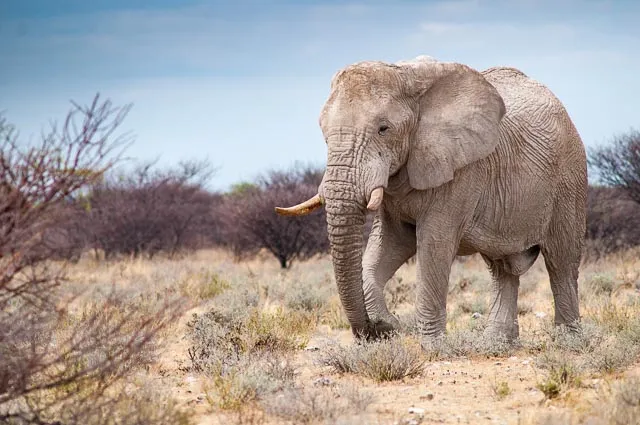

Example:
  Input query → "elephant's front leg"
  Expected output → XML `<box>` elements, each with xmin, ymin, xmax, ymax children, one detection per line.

<box><xmin>362</xmin><ymin>211</ymin><xmax>416</xmax><ymax>335</ymax></box>
<box><xmin>415</xmin><ymin>221</ymin><xmax>459</xmax><ymax>339</ymax></box>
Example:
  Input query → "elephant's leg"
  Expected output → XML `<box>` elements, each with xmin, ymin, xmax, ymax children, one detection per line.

<box><xmin>362</xmin><ymin>211</ymin><xmax>416</xmax><ymax>334</ymax></box>
<box><xmin>541</xmin><ymin>238</ymin><xmax>581</xmax><ymax>330</ymax></box>
<box><xmin>482</xmin><ymin>255</ymin><xmax>521</xmax><ymax>341</ymax></box>
<box><xmin>414</xmin><ymin>221</ymin><xmax>459</xmax><ymax>339</ymax></box>
<box><xmin>541</xmin><ymin>187</ymin><xmax>584</xmax><ymax>331</ymax></box>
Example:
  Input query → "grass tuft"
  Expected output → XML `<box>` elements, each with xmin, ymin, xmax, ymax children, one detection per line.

<box><xmin>320</xmin><ymin>334</ymin><xmax>425</xmax><ymax>382</ymax></box>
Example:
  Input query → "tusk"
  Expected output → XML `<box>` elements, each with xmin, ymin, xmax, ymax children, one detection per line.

<box><xmin>367</xmin><ymin>187</ymin><xmax>384</xmax><ymax>211</ymax></box>
<box><xmin>275</xmin><ymin>194</ymin><xmax>324</xmax><ymax>216</ymax></box>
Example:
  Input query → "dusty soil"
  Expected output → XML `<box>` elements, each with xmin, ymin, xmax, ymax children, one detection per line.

<box><xmin>157</xmin><ymin>308</ymin><xmax>640</xmax><ymax>425</ymax></box>
<box><xmin>65</xmin><ymin>249</ymin><xmax>640</xmax><ymax>424</ymax></box>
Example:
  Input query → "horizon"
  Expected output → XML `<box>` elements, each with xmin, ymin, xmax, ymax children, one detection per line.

<box><xmin>1</xmin><ymin>0</ymin><xmax>639</xmax><ymax>190</ymax></box>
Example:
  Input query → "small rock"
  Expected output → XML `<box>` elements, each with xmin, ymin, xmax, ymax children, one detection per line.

<box><xmin>313</xmin><ymin>376</ymin><xmax>333</xmax><ymax>386</ymax></box>
<box><xmin>494</xmin><ymin>362</ymin><xmax>502</xmax><ymax>366</ymax></box>
<box><xmin>437</xmin><ymin>381</ymin><xmax>443</xmax><ymax>386</ymax></box>
<box><xmin>421</xmin><ymin>393</ymin><xmax>434</xmax><ymax>401</ymax></box>
<box><xmin>305</xmin><ymin>345</ymin><xmax>320</xmax><ymax>351</ymax></box>
<box><xmin>535</xmin><ymin>311</ymin><xmax>547</xmax><ymax>319</ymax></box>
<box><xmin>471</xmin><ymin>312</ymin><xmax>483</xmax><ymax>319</ymax></box>
<box><xmin>408</xmin><ymin>407</ymin><xmax>425</xmax><ymax>416</ymax></box>
<box><xmin>522</xmin><ymin>359</ymin><xmax>531</xmax><ymax>365</ymax></box>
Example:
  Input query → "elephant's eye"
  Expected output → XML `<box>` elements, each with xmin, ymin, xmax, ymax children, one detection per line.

<box><xmin>378</xmin><ymin>125</ymin><xmax>390</xmax><ymax>136</ymax></box>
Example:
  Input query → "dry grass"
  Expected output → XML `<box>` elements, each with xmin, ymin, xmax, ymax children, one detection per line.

<box><xmin>320</xmin><ymin>334</ymin><xmax>426</xmax><ymax>382</ymax></box>
<box><xmin>13</xmin><ymin>247</ymin><xmax>640</xmax><ymax>424</ymax></box>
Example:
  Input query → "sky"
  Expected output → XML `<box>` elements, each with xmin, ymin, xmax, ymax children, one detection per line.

<box><xmin>1</xmin><ymin>0</ymin><xmax>639</xmax><ymax>190</ymax></box>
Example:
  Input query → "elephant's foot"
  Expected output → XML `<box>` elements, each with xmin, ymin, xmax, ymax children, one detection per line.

<box><xmin>483</xmin><ymin>319</ymin><xmax>519</xmax><ymax>343</ymax></box>
<box><xmin>368</xmin><ymin>313</ymin><xmax>401</xmax><ymax>339</ymax></box>
<box><xmin>554</xmin><ymin>320</ymin><xmax>582</xmax><ymax>335</ymax></box>
<box><xmin>419</xmin><ymin>332</ymin><xmax>446</xmax><ymax>352</ymax></box>
<box><xmin>416</xmin><ymin>314</ymin><xmax>447</xmax><ymax>341</ymax></box>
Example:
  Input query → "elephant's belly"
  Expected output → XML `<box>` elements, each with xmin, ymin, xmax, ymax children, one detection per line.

<box><xmin>459</xmin><ymin>238</ymin><xmax>541</xmax><ymax>261</ymax></box>
<box><xmin>459</xmin><ymin>223</ymin><xmax>546</xmax><ymax>260</ymax></box>
<box><xmin>461</xmin><ymin>187</ymin><xmax>553</xmax><ymax>258</ymax></box>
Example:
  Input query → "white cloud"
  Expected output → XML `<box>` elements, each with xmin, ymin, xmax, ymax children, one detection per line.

<box><xmin>2</xmin><ymin>0</ymin><xmax>639</xmax><ymax>187</ymax></box>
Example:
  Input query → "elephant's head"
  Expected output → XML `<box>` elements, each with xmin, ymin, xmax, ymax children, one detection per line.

<box><xmin>276</xmin><ymin>56</ymin><xmax>506</xmax><ymax>338</ymax></box>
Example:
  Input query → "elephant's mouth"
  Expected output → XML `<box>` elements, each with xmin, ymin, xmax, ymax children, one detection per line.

<box><xmin>275</xmin><ymin>187</ymin><xmax>384</xmax><ymax>216</ymax></box>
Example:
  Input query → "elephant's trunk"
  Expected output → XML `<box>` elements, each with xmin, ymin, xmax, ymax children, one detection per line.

<box><xmin>274</xmin><ymin>131</ymin><xmax>389</xmax><ymax>338</ymax></box>
<box><xmin>324</xmin><ymin>175</ymin><xmax>371</xmax><ymax>336</ymax></box>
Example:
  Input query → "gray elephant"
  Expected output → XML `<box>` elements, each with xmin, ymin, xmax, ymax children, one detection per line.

<box><xmin>276</xmin><ymin>56</ymin><xmax>587</xmax><ymax>342</ymax></box>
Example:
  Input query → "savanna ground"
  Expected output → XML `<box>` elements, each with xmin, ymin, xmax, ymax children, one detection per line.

<box><xmin>59</xmin><ymin>248</ymin><xmax>640</xmax><ymax>425</ymax></box>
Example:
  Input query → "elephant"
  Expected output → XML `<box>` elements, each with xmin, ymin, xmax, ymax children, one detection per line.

<box><xmin>276</xmin><ymin>55</ymin><xmax>587</xmax><ymax>342</ymax></box>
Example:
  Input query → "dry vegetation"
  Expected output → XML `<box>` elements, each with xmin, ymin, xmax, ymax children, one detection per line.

<box><xmin>8</xmin><ymin>247</ymin><xmax>632</xmax><ymax>425</ymax></box>
<box><xmin>2</xmin><ymin>97</ymin><xmax>640</xmax><ymax>424</ymax></box>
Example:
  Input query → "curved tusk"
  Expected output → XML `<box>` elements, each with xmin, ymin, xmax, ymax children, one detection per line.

<box><xmin>367</xmin><ymin>187</ymin><xmax>384</xmax><ymax>211</ymax></box>
<box><xmin>275</xmin><ymin>194</ymin><xmax>324</xmax><ymax>216</ymax></box>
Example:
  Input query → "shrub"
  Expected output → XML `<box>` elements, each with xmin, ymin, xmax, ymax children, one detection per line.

<box><xmin>78</xmin><ymin>159</ymin><xmax>221</xmax><ymax>259</ymax></box>
<box><xmin>262</xmin><ymin>385</ymin><xmax>373</xmax><ymax>424</ymax></box>
<box><xmin>284</xmin><ymin>277</ymin><xmax>331</xmax><ymax>312</ymax></box>
<box><xmin>491</xmin><ymin>380</ymin><xmax>511</xmax><ymax>400</ymax></box>
<box><xmin>220</xmin><ymin>163</ymin><xmax>329</xmax><ymax>268</ymax></box>
<box><xmin>204</xmin><ymin>353</ymin><xmax>296</xmax><ymax>411</ymax></box>
<box><xmin>422</xmin><ymin>328</ymin><xmax>514</xmax><ymax>360</ymax></box>
<box><xmin>320</xmin><ymin>334</ymin><xmax>425</xmax><ymax>382</ymax></box>
<box><xmin>186</xmin><ymin>307</ymin><xmax>315</xmax><ymax>373</ymax></box>
<box><xmin>0</xmin><ymin>95</ymin><xmax>188</xmax><ymax>424</ymax></box>
<box><xmin>585</xmin><ymin>186</ymin><xmax>640</xmax><ymax>258</ymax></box>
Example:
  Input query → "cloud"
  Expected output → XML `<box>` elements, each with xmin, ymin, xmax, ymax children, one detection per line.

<box><xmin>1</xmin><ymin>0</ymin><xmax>640</xmax><ymax>188</ymax></box>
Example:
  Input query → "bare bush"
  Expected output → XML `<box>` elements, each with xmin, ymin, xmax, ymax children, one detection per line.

<box><xmin>588</xmin><ymin>129</ymin><xmax>640</xmax><ymax>204</ymax></box>
<box><xmin>262</xmin><ymin>385</ymin><xmax>374</xmax><ymax>425</ymax></box>
<box><xmin>585</xmin><ymin>186</ymin><xmax>640</xmax><ymax>258</ymax></box>
<box><xmin>78</xmin><ymin>159</ymin><xmax>221</xmax><ymax>259</ymax></box>
<box><xmin>0</xmin><ymin>95</ymin><xmax>190</xmax><ymax>424</ymax></box>
<box><xmin>320</xmin><ymin>334</ymin><xmax>425</xmax><ymax>382</ymax></box>
<box><xmin>186</xmin><ymin>306</ymin><xmax>315</xmax><ymax>373</ymax></box>
<box><xmin>221</xmin><ymin>163</ymin><xmax>329</xmax><ymax>268</ymax></box>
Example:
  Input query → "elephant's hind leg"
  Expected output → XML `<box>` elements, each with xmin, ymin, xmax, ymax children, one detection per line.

<box><xmin>541</xmin><ymin>231</ymin><xmax>582</xmax><ymax>330</ymax></box>
<box><xmin>541</xmin><ymin>173</ymin><xmax>585</xmax><ymax>331</ymax></box>
<box><xmin>482</xmin><ymin>254</ymin><xmax>523</xmax><ymax>341</ymax></box>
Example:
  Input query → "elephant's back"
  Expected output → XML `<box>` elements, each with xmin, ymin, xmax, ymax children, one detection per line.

<box><xmin>465</xmin><ymin>67</ymin><xmax>587</xmax><ymax>250</ymax></box>
<box><xmin>481</xmin><ymin>67</ymin><xmax>584</xmax><ymax>156</ymax></box>
<box><xmin>481</xmin><ymin>66</ymin><xmax>586</xmax><ymax>179</ymax></box>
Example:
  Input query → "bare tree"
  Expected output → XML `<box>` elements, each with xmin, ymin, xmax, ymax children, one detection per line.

<box><xmin>585</xmin><ymin>186</ymin><xmax>640</xmax><ymax>258</ymax></box>
<box><xmin>221</xmin><ymin>163</ymin><xmax>329</xmax><ymax>268</ymax></box>
<box><xmin>78</xmin><ymin>159</ymin><xmax>220</xmax><ymax>259</ymax></box>
<box><xmin>588</xmin><ymin>129</ymin><xmax>640</xmax><ymax>204</ymax></box>
<box><xmin>0</xmin><ymin>95</ymin><xmax>187</xmax><ymax>424</ymax></box>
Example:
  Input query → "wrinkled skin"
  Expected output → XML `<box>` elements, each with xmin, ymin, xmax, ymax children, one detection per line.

<box><xmin>279</xmin><ymin>56</ymin><xmax>587</xmax><ymax>342</ymax></box>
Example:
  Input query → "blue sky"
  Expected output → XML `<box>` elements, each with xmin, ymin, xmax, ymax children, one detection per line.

<box><xmin>1</xmin><ymin>0</ymin><xmax>639</xmax><ymax>190</ymax></box>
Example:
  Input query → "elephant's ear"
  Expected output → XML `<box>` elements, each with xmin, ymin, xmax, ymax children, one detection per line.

<box><xmin>406</xmin><ymin>62</ymin><xmax>506</xmax><ymax>190</ymax></box>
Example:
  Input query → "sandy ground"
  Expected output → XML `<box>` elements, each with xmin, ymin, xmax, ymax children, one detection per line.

<box><xmin>160</xmin><ymin>323</ymin><xmax>639</xmax><ymax>425</ymax></box>
<box><xmin>65</xmin><ymin>249</ymin><xmax>640</xmax><ymax>424</ymax></box>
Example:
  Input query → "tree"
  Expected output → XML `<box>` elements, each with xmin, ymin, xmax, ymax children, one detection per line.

<box><xmin>0</xmin><ymin>95</ymin><xmax>185</xmax><ymax>424</ymax></box>
<box><xmin>79</xmin><ymin>159</ymin><xmax>220</xmax><ymax>259</ymax></box>
<box><xmin>588</xmin><ymin>129</ymin><xmax>640</xmax><ymax>204</ymax></box>
<box><xmin>221</xmin><ymin>163</ymin><xmax>329</xmax><ymax>268</ymax></box>
<box><xmin>585</xmin><ymin>186</ymin><xmax>640</xmax><ymax>258</ymax></box>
